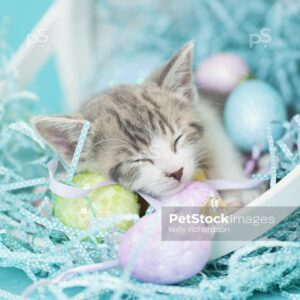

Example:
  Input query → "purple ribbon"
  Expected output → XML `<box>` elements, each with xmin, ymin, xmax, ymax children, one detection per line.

<box><xmin>292</xmin><ymin>115</ymin><xmax>300</xmax><ymax>158</ymax></box>
<box><xmin>245</xmin><ymin>144</ymin><xmax>261</xmax><ymax>175</ymax></box>
<box><xmin>21</xmin><ymin>260</ymin><xmax>119</xmax><ymax>299</ymax></box>
<box><xmin>48</xmin><ymin>160</ymin><xmax>115</xmax><ymax>198</ymax></box>
<box><xmin>204</xmin><ymin>178</ymin><xmax>263</xmax><ymax>190</ymax></box>
<box><xmin>48</xmin><ymin>160</ymin><xmax>263</xmax><ymax>206</ymax></box>
<box><xmin>48</xmin><ymin>160</ymin><xmax>162</xmax><ymax>210</ymax></box>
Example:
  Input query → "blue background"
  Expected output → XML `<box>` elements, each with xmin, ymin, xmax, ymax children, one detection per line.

<box><xmin>0</xmin><ymin>0</ymin><xmax>64</xmax><ymax>113</ymax></box>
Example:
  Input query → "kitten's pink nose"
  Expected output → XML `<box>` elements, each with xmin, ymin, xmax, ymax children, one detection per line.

<box><xmin>168</xmin><ymin>167</ymin><xmax>183</xmax><ymax>182</ymax></box>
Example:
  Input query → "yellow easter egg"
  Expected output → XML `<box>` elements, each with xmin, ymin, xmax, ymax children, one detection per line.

<box><xmin>54</xmin><ymin>172</ymin><xmax>139</xmax><ymax>231</ymax></box>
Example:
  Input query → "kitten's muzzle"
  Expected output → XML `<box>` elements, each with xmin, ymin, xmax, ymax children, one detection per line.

<box><xmin>167</xmin><ymin>167</ymin><xmax>184</xmax><ymax>182</ymax></box>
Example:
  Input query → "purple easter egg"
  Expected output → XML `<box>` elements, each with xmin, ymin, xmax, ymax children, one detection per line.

<box><xmin>118</xmin><ymin>182</ymin><xmax>216</xmax><ymax>284</ymax></box>
<box><xmin>196</xmin><ymin>53</ymin><xmax>249</xmax><ymax>95</ymax></box>
<box><xmin>162</xmin><ymin>181</ymin><xmax>220</xmax><ymax>206</ymax></box>
<box><xmin>118</xmin><ymin>213</ymin><xmax>211</xmax><ymax>284</ymax></box>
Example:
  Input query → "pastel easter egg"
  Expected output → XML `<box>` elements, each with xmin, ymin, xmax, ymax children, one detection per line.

<box><xmin>118</xmin><ymin>182</ymin><xmax>219</xmax><ymax>284</ymax></box>
<box><xmin>162</xmin><ymin>181</ymin><xmax>221</xmax><ymax>206</ymax></box>
<box><xmin>118</xmin><ymin>213</ymin><xmax>211</xmax><ymax>284</ymax></box>
<box><xmin>196</xmin><ymin>53</ymin><xmax>249</xmax><ymax>95</ymax></box>
<box><xmin>54</xmin><ymin>172</ymin><xmax>139</xmax><ymax>230</ymax></box>
<box><xmin>224</xmin><ymin>80</ymin><xmax>288</xmax><ymax>152</ymax></box>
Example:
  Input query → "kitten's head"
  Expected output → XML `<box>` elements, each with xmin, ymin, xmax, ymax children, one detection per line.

<box><xmin>34</xmin><ymin>42</ymin><xmax>208</xmax><ymax>198</ymax></box>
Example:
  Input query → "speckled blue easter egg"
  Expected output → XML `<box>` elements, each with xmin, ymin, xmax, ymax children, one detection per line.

<box><xmin>224</xmin><ymin>80</ymin><xmax>288</xmax><ymax>152</ymax></box>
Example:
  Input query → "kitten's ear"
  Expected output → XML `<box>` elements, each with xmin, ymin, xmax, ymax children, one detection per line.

<box><xmin>147</xmin><ymin>41</ymin><xmax>195</xmax><ymax>99</ymax></box>
<box><xmin>32</xmin><ymin>115</ymin><xmax>92</xmax><ymax>163</ymax></box>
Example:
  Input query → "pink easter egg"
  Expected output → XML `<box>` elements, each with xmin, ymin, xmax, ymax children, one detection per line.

<box><xmin>118</xmin><ymin>182</ymin><xmax>218</xmax><ymax>284</ymax></box>
<box><xmin>162</xmin><ymin>181</ymin><xmax>220</xmax><ymax>206</ymax></box>
<box><xmin>196</xmin><ymin>53</ymin><xmax>249</xmax><ymax>95</ymax></box>
<box><xmin>118</xmin><ymin>213</ymin><xmax>211</xmax><ymax>284</ymax></box>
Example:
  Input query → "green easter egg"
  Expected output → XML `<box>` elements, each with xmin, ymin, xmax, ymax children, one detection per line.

<box><xmin>54</xmin><ymin>172</ymin><xmax>139</xmax><ymax>231</ymax></box>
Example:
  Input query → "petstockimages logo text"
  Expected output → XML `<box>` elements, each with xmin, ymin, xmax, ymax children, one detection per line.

<box><xmin>161</xmin><ymin>206</ymin><xmax>291</xmax><ymax>241</ymax></box>
<box><xmin>169</xmin><ymin>213</ymin><xmax>230</xmax><ymax>225</ymax></box>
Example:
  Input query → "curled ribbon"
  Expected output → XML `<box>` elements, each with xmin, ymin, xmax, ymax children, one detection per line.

<box><xmin>245</xmin><ymin>144</ymin><xmax>261</xmax><ymax>175</ymax></box>
<box><xmin>48</xmin><ymin>159</ymin><xmax>162</xmax><ymax>210</ymax></box>
<box><xmin>48</xmin><ymin>159</ymin><xmax>263</xmax><ymax>207</ymax></box>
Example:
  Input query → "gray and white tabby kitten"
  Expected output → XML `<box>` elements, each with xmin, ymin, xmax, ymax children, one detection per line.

<box><xmin>33</xmin><ymin>42</ymin><xmax>258</xmax><ymax>202</ymax></box>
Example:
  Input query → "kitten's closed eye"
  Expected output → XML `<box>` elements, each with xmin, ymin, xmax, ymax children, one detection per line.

<box><xmin>173</xmin><ymin>134</ymin><xmax>183</xmax><ymax>153</ymax></box>
<box><xmin>130</xmin><ymin>158</ymin><xmax>155</xmax><ymax>165</ymax></box>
